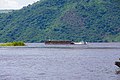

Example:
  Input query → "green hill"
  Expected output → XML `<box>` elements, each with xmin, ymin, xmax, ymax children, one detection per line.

<box><xmin>0</xmin><ymin>0</ymin><xmax>120</xmax><ymax>42</ymax></box>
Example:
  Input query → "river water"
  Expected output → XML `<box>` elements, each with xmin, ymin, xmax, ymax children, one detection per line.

<box><xmin>0</xmin><ymin>43</ymin><xmax>120</xmax><ymax>80</ymax></box>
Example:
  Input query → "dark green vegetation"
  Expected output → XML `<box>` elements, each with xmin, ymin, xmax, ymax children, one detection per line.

<box><xmin>0</xmin><ymin>0</ymin><xmax>120</xmax><ymax>42</ymax></box>
<box><xmin>0</xmin><ymin>41</ymin><xmax>25</xmax><ymax>46</ymax></box>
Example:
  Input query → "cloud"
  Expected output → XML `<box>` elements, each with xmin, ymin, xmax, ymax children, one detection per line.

<box><xmin>0</xmin><ymin>0</ymin><xmax>40</xmax><ymax>10</ymax></box>
<box><xmin>0</xmin><ymin>0</ymin><xmax>21</xmax><ymax>9</ymax></box>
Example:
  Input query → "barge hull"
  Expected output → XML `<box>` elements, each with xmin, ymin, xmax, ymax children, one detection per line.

<box><xmin>45</xmin><ymin>41</ymin><xmax>74</xmax><ymax>45</ymax></box>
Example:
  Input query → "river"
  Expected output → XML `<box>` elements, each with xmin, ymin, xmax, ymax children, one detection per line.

<box><xmin>0</xmin><ymin>43</ymin><xmax>120</xmax><ymax>80</ymax></box>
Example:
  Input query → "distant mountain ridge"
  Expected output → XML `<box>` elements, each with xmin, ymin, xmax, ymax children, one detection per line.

<box><xmin>0</xmin><ymin>0</ymin><xmax>120</xmax><ymax>42</ymax></box>
<box><xmin>0</xmin><ymin>10</ymin><xmax>13</xmax><ymax>13</ymax></box>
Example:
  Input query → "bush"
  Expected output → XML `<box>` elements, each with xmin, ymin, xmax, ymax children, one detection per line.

<box><xmin>0</xmin><ymin>41</ymin><xmax>25</xmax><ymax>46</ymax></box>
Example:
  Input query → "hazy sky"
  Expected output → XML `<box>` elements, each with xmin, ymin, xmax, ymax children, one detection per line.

<box><xmin>0</xmin><ymin>0</ymin><xmax>40</xmax><ymax>10</ymax></box>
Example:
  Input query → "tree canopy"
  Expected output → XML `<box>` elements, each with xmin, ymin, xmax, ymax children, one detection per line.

<box><xmin>0</xmin><ymin>0</ymin><xmax>120</xmax><ymax>42</ymax></box>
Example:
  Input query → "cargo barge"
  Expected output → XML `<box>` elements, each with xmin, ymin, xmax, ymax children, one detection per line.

<box><xmin>45</xmin><ymin>41</ymin><xmax>74</xmax><ymax>45</ymax></box>
<box><xmin>45</xmin><ymin>40</ymin><xmax>87</xmax><ymax>45</ymax></box>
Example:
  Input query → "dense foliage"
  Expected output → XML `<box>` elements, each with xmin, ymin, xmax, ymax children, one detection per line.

<box><xmin>0</xmin><ymin>41</ymin><xmax>25</xmax><ymax>46</ymax></box>
<box><xmin>0</xmin><ymin>0</ymin><xmax>120</xmax><ymax>42</ymax></box>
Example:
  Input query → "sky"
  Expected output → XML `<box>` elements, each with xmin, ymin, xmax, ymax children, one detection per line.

<box><xmin>0</xmin><ymin>0</ymin><xmax>40</xmax><ymax>10</ymax></box>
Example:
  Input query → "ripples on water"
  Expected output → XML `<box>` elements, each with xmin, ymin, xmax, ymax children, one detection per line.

<box><xmin>0</xmin><ymin>43</ymin><xmax>120</xmax><ymax>80</ymax></box>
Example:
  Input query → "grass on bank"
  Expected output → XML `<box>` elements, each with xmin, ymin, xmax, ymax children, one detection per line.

<box><xmin>0</xmin><ymin>41</ymin><xmax>25</xmax><ymax>46</ymax></box>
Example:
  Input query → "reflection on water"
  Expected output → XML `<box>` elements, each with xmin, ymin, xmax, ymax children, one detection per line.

<box><xmin>0</xmin><ymin>43</ymin><xmax>120</xmax><ymax>80</ymax></box>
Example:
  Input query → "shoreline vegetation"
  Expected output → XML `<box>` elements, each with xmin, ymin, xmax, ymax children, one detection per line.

<box><xmin>0</xmin><ymin>41</ymin><xmax>25</xmax><ymax>46</ymax></box>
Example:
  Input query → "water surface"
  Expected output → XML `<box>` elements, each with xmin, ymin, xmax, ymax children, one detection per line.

<box><xmin>0</xmin><ymin>43</ymin><xmax>120</xmax><ymax>80</ymax></box>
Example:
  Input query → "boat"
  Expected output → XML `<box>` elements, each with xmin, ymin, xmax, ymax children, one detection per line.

<box><xmin>45</xmin><ymin>40</ymin><xmax>74</xmax><ymax>45</ymax></box>
<box><xmin>115</xmin><ymin>58</ymin><xmax>120</xmax><ymax>67</ymax></box>
<box><xmin>115</xmin><ymin>61</ymin><xmax>120</xmax><ymax>68</ymax></box>
<box><xmin>115</xmin><ymin>60</ymin><xmax>120</xmax><ymax>74</ymax></box>
<box><xmin>73</xmin><ymin>41</ymin><xmax>87</xmax><ymax>45</ymax></box>
<box><xmin>45</xmin><ymin>40</ymin><xmax>87</xmax><ymax>45</ymax></box>
<box><xmin>44</xmin><ymin>40</ymin><xmax>88</xmax><ymax>48</ymax></box>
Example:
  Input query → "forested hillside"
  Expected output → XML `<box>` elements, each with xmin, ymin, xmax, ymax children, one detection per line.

<box><xmin>0</xmin><ymin>0</ymin><xmax>120</xmax><ymax>42</ymax></box>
